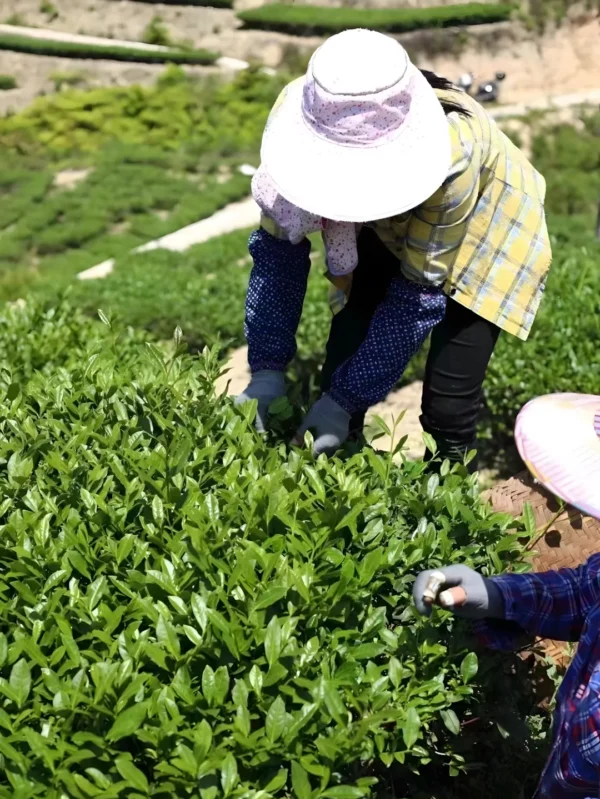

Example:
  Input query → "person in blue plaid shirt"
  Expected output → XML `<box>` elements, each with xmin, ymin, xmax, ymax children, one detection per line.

<box><xmin>414</xmin><ymin>557</ymin><xmax>600</xmax><ymax>797</ymax></box>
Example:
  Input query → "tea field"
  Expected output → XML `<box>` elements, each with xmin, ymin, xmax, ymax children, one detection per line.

<box><xmin>0</xmin><ymin>63</ymin><xmax>598</xmax><ymax>798</ymax></box>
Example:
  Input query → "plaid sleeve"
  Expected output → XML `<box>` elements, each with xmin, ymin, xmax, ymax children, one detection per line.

<box><xmin>402</xmin><ymin>119</ymin><xmax>480</xmax><ymax>287</ymax></box>
<box><xmin>476</xmin><ymin>555</ymin><xmax>600</xmax><ymax>648</ymax></box>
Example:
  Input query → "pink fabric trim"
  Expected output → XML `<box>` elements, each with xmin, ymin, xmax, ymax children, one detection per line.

<box><xmin>252</xmin><ymin>167</ymin><xmax>359</xmax><ymax>276</ymax></box>
<box><xmin>302</xmin><ymin>73</ymin><xmax>414</xmax><ymax>148</ymax></box>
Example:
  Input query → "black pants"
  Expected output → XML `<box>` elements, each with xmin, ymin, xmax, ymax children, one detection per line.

<box><xmin>321</xmin><ymin>228</ymin><xmax>500</xmax><ymax>471</ymax></box>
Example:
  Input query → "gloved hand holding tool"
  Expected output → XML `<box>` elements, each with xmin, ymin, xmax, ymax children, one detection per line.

<box><xmin>413</xmin><ymin>564</ymin><xmax>505</xmax><ymax>619</ymax></box>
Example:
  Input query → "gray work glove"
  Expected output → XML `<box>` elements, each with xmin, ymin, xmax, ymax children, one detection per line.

<box><xmin>235</xmin><ymin>370</ymin><xmax>286</xmax><ymax>433</ymax></box>
<box><xmin>293</xmin><ymin>394</ymin><xmax>352</xmax><ymax>456</ymax></box>
<box><xmin>413</xmin><ymin>564</ymin><xmax>505</xmax><ymax>620</ymax></box>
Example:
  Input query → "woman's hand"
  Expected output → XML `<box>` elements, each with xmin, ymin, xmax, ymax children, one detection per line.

<box><xmin>235</xmin><ymin>371</ymin><xmax>286</xmax><ymax>433</ymax></box>
<box><xmin>292</xmin><ymin>395</ymin><xmax>351</xmax><ymax>456</ymax></box>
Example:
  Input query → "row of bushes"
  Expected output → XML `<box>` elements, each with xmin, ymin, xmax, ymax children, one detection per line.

<box><xmin>0</xmin><ymin>32</ymin><xmax>218</xmax><ymax>65</ymax></box>
<box><xmin>0</xmin><ymin>296</ymin><xmax>539</xmax><ymax>798</ymax></box>
<box><xmin>0</xmin><ymin>66</ymin><xmax>285</xmax><ymax>155</ymax></box>
<box><xmin>237</xmin><ymin>2</ymin><xmax>514</xmax><ymax>35</ymax></box>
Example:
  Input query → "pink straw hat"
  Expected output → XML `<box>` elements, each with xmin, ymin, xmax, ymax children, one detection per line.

<box><xmin>260</xmin><ymin>28</ymin><xmax>452</xmax><ymax>223</ymax></box>
<box><xmin>516</xmin><ymin>393</ymin><xmax>600</xmax><ymax>520</ymax></box>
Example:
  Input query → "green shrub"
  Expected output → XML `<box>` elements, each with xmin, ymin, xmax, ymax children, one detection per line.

<box><xmin>143</xmin><ymin>15</ymin><xmax>174</xmax><ymax>47</ymax></box>
<box><xmin>3</xmin><ymin>13</ymin><xmax>27</xmax><ymax>25</ymax></box>
<box><xmin>0</xmin><ymin>68</ymin><xmax>285</xmax><ymax>155</ymax></box>
<box><xmin>530</xmin><ymin>115</ymin><xmax>600</xmax><ymax>216</ymax></box>
<box><xmin>0</xmin><ymin>32</ymin><xmax>218</xmax><ymax>65</ymax></box>
<box><xmin>50</xmin><ymin>70</ymin><xmax>86</xmax><ymax>91</ymax></box>
<box><xmin>68</xmin><ymin>231</ymin><xmax>252</xmax><ymax>350</ymax></box>
<box><xmin>237</xmin><ymin>2</ymin><xmax>514</xmax><ymax>35</ymax></box>
<box><xmin>39</xmin><ymin>0</ymin><xmax>59</xmax><ymax>21</ymax></box>
<box><xmin>0</xmin><ymin>74</ymin><xmax>17</xmax><ymax>90</ymax></box>
<box><xmin>0</xmin><ymin>296</ymin><xmax>531</xmax><ymax>798</ymax></box>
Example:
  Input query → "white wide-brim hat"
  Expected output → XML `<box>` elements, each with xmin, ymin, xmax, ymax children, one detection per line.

<box><xmin>516</xmin><ymin>393</ymin><xmax>600</xmax><ymax>520</ymax></box>
<box><xmin>260</xmin><ymin>28</ymin><xmax>452</xmax><ymax>223</ymax></box>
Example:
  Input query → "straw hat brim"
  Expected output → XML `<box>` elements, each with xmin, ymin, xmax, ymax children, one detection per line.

<box><xmin>516</xmin><ymin>393</ymin><xmax>600</xmax><ymax>520</ymax></box>
<box><xmin>260</xmin><ymin>64</ymin><xmax>452</xmax><ymax>223</ymax></box>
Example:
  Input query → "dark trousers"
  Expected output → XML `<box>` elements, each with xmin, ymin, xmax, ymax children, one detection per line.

<box><xmin>321</xmin><ymin>228</ymin><xmax>500</xmax><ymax>471</ymax></box>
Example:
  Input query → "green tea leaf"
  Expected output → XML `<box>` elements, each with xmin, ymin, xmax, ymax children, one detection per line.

<box><xmin>115</xmin><ymin>756</ymin><xmax>149</xmax><ymax>793</ymax></box>
<box><xmin>255</xmin><ymin>585</ymin><xmax>288</xmax><ymax>610</ymax></box>
<box><xmin>460</xmin><ymin>652</ymin><xmax>478</xmax><ymax>683</ymax></box>
<box><xmin>441</xmin><ymin>708</ymin><xmax>460</xmax><ymax>735</ymax></box>
<box><xmin>522</xmin><ymin>502</ymin><xmax>537</xmax><ymax>539</ymax></box>
<box><xmin>157</xmin><ymin>614</ymin><xmax>180</xmax><ymax>658</ymax></box>
<box><xmin>291</xmin><ymin>761</ymin><xmax>311</xmax><ymax>799</ymax></box>
<box><xmin>107</xmin><ymin>702</ymin><xmax>147</xmax><ymax>742</ymax></box>
<box><xmin>152</xmin><ymin>496</ymin><xmax>164</xmax><ymax>526</ymax></box>
<box><xmin>322</xmin><ymin>788</ymin><xmax>366</xmax><ymax>799</ymax></box>
<box><xmin>264</xmin><ymin>616</ymin><xmax>281</xmax><ymax>667</ymax></box>
<box><xmin>249</xmin><ymin>664</ymin><xmax>263</xmax><ymax>698</ymax></box>
<box><xmin>9</xmin><ymin>658</ymin><xmax>31</xmax><ymax>709</ymax></box>
<box><xmin>402</xmin><ymin>707</ymin><xmax>421</xmax><ymax>749</ymax></box>
<box><xmin>194</xmin><ymin>719</ymin><xmax>213</xmax><ymax>759</ymax></box>
<box><xmin>213</xmin><ymin>666</ymin><xmax>229</xmax><ymax>705</ymax></box>
<box><xmin>202</xmin><ymin>665</ymin><xmax>215</xmax><ymax>705</ymax></box>
<box><xmin>266</xmin><ymin>695</ymin><xmax>287</xmax><ymax>742</ymax></box>
<box><xmin>221</xmin><ymin>754</ymin><xmax>238</xmax><ymax>797</ymax></box>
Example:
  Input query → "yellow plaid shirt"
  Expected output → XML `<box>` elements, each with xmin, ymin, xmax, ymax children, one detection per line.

<box><xmin>263</xmin><ymin>87</ymin><xmax>552</xmax><ymax>341</ymax></box>
<box><xmin>364</xmin><ymin>89</ymin><xmax>551</xmax><ymax>340</ymax></box>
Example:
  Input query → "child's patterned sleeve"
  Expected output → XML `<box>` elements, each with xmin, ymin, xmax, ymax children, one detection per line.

<box><xmin>245</xmin><ymin>228</ymin><xmax>311</xmax><ymax>373</ymax></box>
<box><xmin>327</xmin><ymin>273</ymin><xmax>447</xmax><ymax>414</ymax></box>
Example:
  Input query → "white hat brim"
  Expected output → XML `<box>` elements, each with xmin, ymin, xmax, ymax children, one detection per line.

<box><xmin>516</xmin><ymin>393</ymin><xmax>600</xmax><ymax>519</ymax></box>
<box><xmin>261</xmin><ymin>64</ymin><xmax>452</xmax><ymax>223</ymax></box>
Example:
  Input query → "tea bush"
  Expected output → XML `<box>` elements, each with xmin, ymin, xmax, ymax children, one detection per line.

<box><xmin>237</xmin><ymin>2</ymin><xmax>514</xmax><ymax>35</ymax></box>
<box><xmin>0</xmin><ymin>147</ymin><xmax>252</xmax><ymax>302</ymax></box>
<box><xmin>0</xmin><ymin>67</ymin><xmax>286</xmax><ymax>155</ymax></box>
<box><xmin>0</xmin><ymin>32</ymin><xmax>218</xmax><ymax>65</ymax></box>
<box><xmin>530</xmin><ymin>113</ymin><xmax>600</xmax><ymax>217</ymax></box>
<box><xmin>0</xmin><ymin>297</ymin><xmax>530</xmax><ymax>798</ymax></box>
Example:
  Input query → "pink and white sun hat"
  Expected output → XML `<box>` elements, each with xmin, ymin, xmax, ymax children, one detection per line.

<box><xmin>516</xmin><ymin>393</ymin><xmax>600</xmax><ymax>520</ymax></box>
<box><xmin>260</xmin><ymin>28</ymin><xmax>452</xmax><ymax>223</ymax></box>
